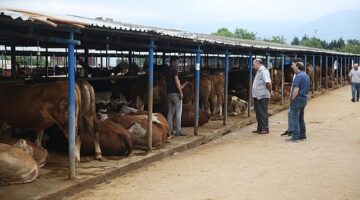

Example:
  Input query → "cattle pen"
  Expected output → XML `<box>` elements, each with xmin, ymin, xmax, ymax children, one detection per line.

<box><xmin>0</xmin><ymin>8</ymin><xmax>359</xmax><ymax>199</ymax></box>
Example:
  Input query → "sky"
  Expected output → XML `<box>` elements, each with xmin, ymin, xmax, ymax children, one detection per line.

<box><xmin>1</xmin><ymin>0</ymin><xmax>360</xmax><ymax>40</ymax></box>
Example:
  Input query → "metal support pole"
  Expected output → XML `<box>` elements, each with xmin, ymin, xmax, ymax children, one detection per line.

<box><xmin>147</xmin><ymin>39</ymin><xmax>155</xmax><ymax>152</ymax></box>
<box><xmin>45</xmin><ymin>47</ymin><xmax>49</xmax><ymax>77</ymax></box>
<box><xmin>52</xmin><ymin>53</ymin><xmax>55</xmax><ymax>76</ymax></box>
<box><xmin>223</xmin><ymin>49</ymin><xmax>229</xmax><ymax>125</ymax></box>
<box><xmin>281</xmin><ymin>54</ymin><xmax>285</xmax><ymax>106</ymax></box>
<box><xmin>304</xmin><ymin>54</ymin><xmax>307</xmax><ymax>73</ymax></box>
<box><xmin>84</xmin><ymin>48</ymin><xmax>89</xmax><ymax>78</ymax></box>
<box><xmin>248</xmin><ymin>53</ymin><xmax>253</xmax><ymax>117</ymax></box>
<box><xmin>340</xmin><ymin>57</ymin><xmax>343</xmax><ymax>84</ymax></box>
<box><xmin>319</xmin><ymin>56</ymin><xmax>322</xmax><ymax>91</ymax></box>
<box><xmin>266</xmin><ymin>53</ymin><xmax>269</xmax><ymax>69</ymax></box>
<box><xmin>312</xmin><ymin>55</ymin><xmax>316</xmax><ymax>93</ymax></box>
<box><xmin>325</xmin><ymin>56</ymin><xmax>328</xmax><ymax>90</ymax></box>
<box><xmin>162</xmin><ymin>51</ymin><xmax>166</xmax><ymax>66</ymax></box>
<box><xmin>1</xmin><ymin>51</ymin><xmax>4</xmax><ymax>76</ymax></box>
<box><xmin>194</xmin><ymin>46</ymin><xmax>201</xmax><ymax>136</ymax></box>
<box><xmin>67</xmin><ymin>32</ymin><xmax>76</xmax><ymax>179</ymax></box>
<box><xmin>11</xmin><ymin>43</ymin><xmax>16</xmax><ymax>79</ymax></box>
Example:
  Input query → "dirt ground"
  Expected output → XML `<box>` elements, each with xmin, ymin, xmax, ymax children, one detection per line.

<box><xmin>68</xmin><ymin>86</ymin><xmax>360</xmax><ymax>200</ymax></box>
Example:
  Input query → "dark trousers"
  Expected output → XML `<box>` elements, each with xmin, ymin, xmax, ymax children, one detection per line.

<box><xmin>253</xmin><ymin>98</ymin><xmax>269</xmax><ymax>131</ymax></box>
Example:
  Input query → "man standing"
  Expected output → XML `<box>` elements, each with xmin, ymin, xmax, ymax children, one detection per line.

<box><xmin>281</xmin><ymin>58</ymin><xmax>302</xmax><ymax>137</ymax></box>
<box><xmin>164</xmin><ymin>56</ymin><xmax>185</xmax><ymax>136</ymax></box>
<box><xmin>348</xmin><ymin>63</ymin><xmax>360</xmax><ymax>102</ymax></box>
<box><xmin>252</xmin><ymin>58</ymin><xmax>272</xmax><ymax>134</ymax></box>
<box><xmin>286</xmin><ymin>62</ymin><xmax>310</xmax><ymax>142</ymax></box>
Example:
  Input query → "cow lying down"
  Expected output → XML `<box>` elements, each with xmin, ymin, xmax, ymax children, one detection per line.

<box><xmin>81</xmin><ymin>120</ymin><xmax>133</xmax><ymax>156</ymax></box>
<box><xmin>0</xmin><ymin>141</ymin><xmax>39</xmax><ymax>186</ymax></box>
<box><xmin>0</xmin><ymin>136</ymin><xmax>48</xmax><ymax>167</ymax></box>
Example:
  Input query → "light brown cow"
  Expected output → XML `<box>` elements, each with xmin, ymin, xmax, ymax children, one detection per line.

<box><xmin>0</xmin><ymin>143</ymin><xmax>38</xmax><ymax>186</ymax></box>
<box><xmin>207</xmin><ymin>73</ymin><xmax>225</xmax><ymax>117</ymax></box>
<box><xmin>227</xmin><ymin>95</ymin><xmax>248</xmax><ymax>116</ymax></box>
<box><xmin>0</xmin><ymin>137</ymin><xmax>48</xmax><ymax>167</ymax></box>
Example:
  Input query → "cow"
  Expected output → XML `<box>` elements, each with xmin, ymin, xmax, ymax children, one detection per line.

<box><xmin>104</xmin><ymin>113</ymin><xmax>169</xmax><ymax>149</ymax></box>
<box><xmin>181</xmin><ymin>104</ymin><xmax>210</xmax><ymax>127</ymax></box>
<box><xmin>0</xmin><ymin>80</ymin><xmax>103</xmax><ymax>162</ymax></box>
<box><xmin>306</xmin><ymin>64</ymin><xmax>315</xmax><ymax>93</ymax></box>
<box><xmin>227</xmin><ymin>95</ymin><xmax>248</xmax><ymax>116</ymax></box>
<box><xmin>0</xmin><ymin>143</ymin><xmax>38</xmax><ymax>186</ymax></box>
<box><xmin>81</xmin><ymin>120</ymin><xmax>132</xmax><ymax>156</ymax></box>
<box><xmin>182</xmin><ymin>81</ymin><xmax>195</xmax><ymax>105</ymax></box>
<box><xmin>207</xmin><ymin>73</ymin><xmax>225</xmax><ymax>117</ymax></box>
<box><xmin>0</xmin><ymin>136</ymin><xmax>48</xmax><ymax>167</ymax></box>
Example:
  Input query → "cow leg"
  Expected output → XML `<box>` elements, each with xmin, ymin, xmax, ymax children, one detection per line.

<box><xmin>35</xmin><ymin>130</ymin><xmax>44</xmax><ymax>146</ymax></box>
<box><xmin>93</xmin><ymin>132</ymin><xmax>106</xmax><ymax>161</ymax></box>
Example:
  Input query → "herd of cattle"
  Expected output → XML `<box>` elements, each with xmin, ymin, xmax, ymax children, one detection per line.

<box><xmin>0</xmin><ymin>59</ymin><xmax>348</xmax><ymax>186</ymax></box>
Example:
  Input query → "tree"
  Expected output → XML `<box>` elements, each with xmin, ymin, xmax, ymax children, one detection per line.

<box><xmin>291</xmin><ymin>36</ymin><xmax>300</xmax><ymax>45</ymax></box>
<box><xmin>234</xmin><ymin>28</ymin><xmax>257</xmax><ymax>40</ymax></box>
<box><xmin>264</xmin><ymin>35</ymin><xmax>287</xmax><ymax>44</ymax></box>
<box><xmin>211</xmin><ymin>27</ymin><xmax>234</xmax><ymax>38</ymax></box>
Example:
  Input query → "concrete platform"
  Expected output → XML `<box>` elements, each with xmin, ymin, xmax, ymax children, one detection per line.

<box><xmin>0</xmin><ymin>86</ymin><xmax>344</xmax><ymax>200</ymax></box>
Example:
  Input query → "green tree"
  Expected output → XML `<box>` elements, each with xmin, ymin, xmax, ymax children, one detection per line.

<box><xmin>263</xmin><ymin>35</ymin><xmax>286</xmax><ymax>44</ymax></box>
<box><xmin>234</xmin><ymin>28</ymin><xmax>257</xmax><ymax>40</ymax></box>
<box><xmin>342</xmin><ymin>39</ymin><xmax>360</xmax><ymax>54</ymax></box>
<box><xmin>291</xmin><ymin>36</ymin><xmax>300</xmax><ymax>45</ymax></box>
<box><xmin>211</xmin><ymin>27</ymin><xmax>234</xmax><ymax>38</ymax></box>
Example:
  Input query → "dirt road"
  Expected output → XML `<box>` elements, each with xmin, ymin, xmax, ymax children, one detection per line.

<box><xmin>69</xmin><ymin>86</ymin><xmax>360</xmax><ymax>200</ymax></box>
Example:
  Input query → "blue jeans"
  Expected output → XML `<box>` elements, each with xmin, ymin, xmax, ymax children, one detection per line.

<box><xmin>287</xmin><ymin>107</ymin><xmax>293</xmax><ymax>132</ymax></box>
<box><xmin>289</xmin><ymin>98</ymin><xmax>307</xmax><ymax>140</ymax></box>
<box><xmin>167</xmin><ymin>93</ymin><xmax>182</xmax><ymax>135</ymax></box>
<box><xmin>351</xmin><ymin>83</ymin><xmax>360</xmax><ymax>101</ymax></box>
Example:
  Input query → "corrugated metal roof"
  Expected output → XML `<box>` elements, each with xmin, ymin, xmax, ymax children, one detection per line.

<box><xmin>0</xmin><ymin>8</ymin><xmax>358</xmax><ymax>56</ymax></box>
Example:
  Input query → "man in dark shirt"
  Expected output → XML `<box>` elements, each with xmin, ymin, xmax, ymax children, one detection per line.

<box><xmin>286</xmin><ymin>62</ymin><xmax>310</xmax><ymax>142</ymax></box>
<box><xmin>164</xmin><ymin>56</ymin><xmax>185</xmax><ymax>136</ymax></box>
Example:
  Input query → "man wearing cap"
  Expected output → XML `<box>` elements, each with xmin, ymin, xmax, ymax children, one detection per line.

<box><xmin>164</xmin><ymin>56</ymin><xmax>185</xmax><ymax>136</ymax></box>
<box><xmin>252</xmin><ymin>58</ymin><xmax>272</xmax><ymax>134</ymax></box>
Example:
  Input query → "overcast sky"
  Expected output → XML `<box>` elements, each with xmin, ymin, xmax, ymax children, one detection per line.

<box><xmin>1</xmin><ymin>0</ymin><xmax>359</xmax><ymax>37</ymax></box>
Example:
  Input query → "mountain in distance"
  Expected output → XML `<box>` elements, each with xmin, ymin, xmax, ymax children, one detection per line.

<box><xmin>282</xmin><ymin>10</ymin><xmax>360</xmax><ymax>42</ymax></box>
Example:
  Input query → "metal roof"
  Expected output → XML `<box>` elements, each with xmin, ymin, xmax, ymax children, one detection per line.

<box><xmin>0</xmin><ymin>8</ymin><xmax>358</xmax><ymax>56</ymax></box>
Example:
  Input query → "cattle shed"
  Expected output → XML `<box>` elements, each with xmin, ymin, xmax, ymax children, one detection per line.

<box><xmin>0</xmin><ymin>8</ymin><xmax>359</xmax><ymax>179</ymax></box>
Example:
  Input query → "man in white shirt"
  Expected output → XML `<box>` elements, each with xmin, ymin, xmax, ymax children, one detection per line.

<box><xmin>252</xmin><ymin>58</ymin><xmax>272</xmax><ymax>134</ymax></box>
<box><xmin>348</xmin><ymin>63</ymin><xmax>360</xmax><ymax>102</ymax></box>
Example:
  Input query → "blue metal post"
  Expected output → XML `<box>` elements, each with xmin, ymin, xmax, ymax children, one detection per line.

<box><xmin>304</xmin><ymin>54</ymin><xmax>307</xmax><ymax>73</ymax></box>
<box><xmin>67</xmin><ymin>32</ymin><xmax>76</xmax><ymax>179</ymax></box>
<box><xmin>30</xmin><ymin>52</ymin><xmax>32</xmax><ymax>68</ymax></box>
<box><xmin>248</xmin><ymin>53</ymin><xmax>253</xmax><ymax>117</ymax></box>
<box><xmin>194</xmin><ymin>46</ymin><xmax>201</xmax><ymax>135</ymax></box>
<box><xmin>1</xmin><ymin>51</ymin><xmax>4</xmax><ymax>76</ymax></box>
<box><xmin>312</xmin><ymin>55</ymin><xmax>316</xmax><ymax>93</ymax></box>
<box><xmin>223</xmin><ymin>49</ymin><xmax>229</xmax><ymax>125</ymax></box>
<box><xmin>325</xmin><ymin>56</ymin><xmax>328</xmax><ymax>90</ymax></box>
<box><xmin>147</xmin><ymin>39</ymin><xmax>155</xmax><ymax>152</ymax></box>
<box><xmin>266</xmin><ymin>53</ymin><xmax>269</xmax><ymax>69</ymax></box>
<box><xmin>281</xmin><ymin>54</ymin><xmax>285</xmax><ymax>106</ymax></box>
<box><xmin>53</xmin><ymin>53</ymin><xmax>56</xmax><ymax>76</ymax></box>
<box><xmin>340</xmin><ymin>57</ymin><xmax>343</xmax><ymax>84</ymax></box>
<box><xmin>320</xmin><ymin>55</ymin><xmax>323</xmax><ymax>91</ymax></box>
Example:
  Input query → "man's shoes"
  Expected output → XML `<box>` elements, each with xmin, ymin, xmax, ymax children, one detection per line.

<box><xmin>176</xmin><ymin>132</ymin><xmax>187</xmax><ymax>136</ymax></box>
<box><xmin>351</xmin><ymin>98</ymin><xmax>355</xmax><ymax>102</ymax></box>
<box><xmin>281</xmin><ymin>130</ymin><xmax>292</xmax><ymax>137</ymax></box>
<box><xmin>259</xmin><ymin>130</ymin><xmax>269</xmax><ymax>134</ymax></box>
<box><xmin>252</xmin><ymin>130</ymin><xmax>261</xmax><ymax>133</ymax></box>
<box><xmin>285</xmin><ymin>138</ymin><xmax>299</xmax><ymax>143</ymax></box>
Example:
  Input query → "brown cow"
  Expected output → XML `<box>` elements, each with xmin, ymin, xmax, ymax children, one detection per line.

<box><xmin>0</xmin><ymin>143</ymin><xmax>38</xmax><ymax>186</ymax></box>
<box><xmin>81</xmin><ymin>120</ymin><xmax>132</xmax><ymax>156</ymax></box>
<box><xmin>181</xmin><ymin>104</ymin><xmax>210</xmax><ymax>127</ymax></box>
<box><xmin>182</xmin><ymin>81</ymin><xmax>195</xmax><ymax>105</ymax></box>
<box><xmin>105</xmin><ymin>113</ymin><xmax>169</xmax><ymax>149</ymax></box>
<box><xmin>207</xmin><ymin>73</ymin><xmax>225</xmax><ymax>117</ymax></box>
<box><xmin>0</xmin><ymin>136</ymin><xmax>48</xmax><ymax>167</ymax></box>
<box><xmin>0</xmin><ymin>80</ymin><xmax>102</xmax><ymax>162</ymax></box>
